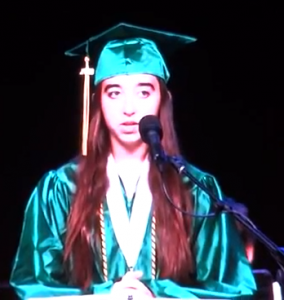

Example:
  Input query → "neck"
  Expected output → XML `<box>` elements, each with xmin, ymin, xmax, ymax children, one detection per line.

<box><xmin>110</xmin><ymin>140</ymin><xmax>149</xmax><ymax>163</ymax></box>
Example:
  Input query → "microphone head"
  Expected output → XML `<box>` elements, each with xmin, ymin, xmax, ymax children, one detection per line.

<box><xmin>139</xmin><ymin>115</ymin><xmax>163</xmax><ymax>144</ymax></box>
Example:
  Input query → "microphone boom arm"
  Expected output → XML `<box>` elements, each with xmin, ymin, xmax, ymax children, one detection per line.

<box><xmin>166</xmin><ymin>155</ymin><xmax>284</xmax><ymax>287</ymax></box>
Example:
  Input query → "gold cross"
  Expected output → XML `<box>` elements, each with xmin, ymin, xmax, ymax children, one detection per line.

<box><xmin>80</xmin><ymin>56</ymin><xmax>95</xmax><ymax>76</ymax></box>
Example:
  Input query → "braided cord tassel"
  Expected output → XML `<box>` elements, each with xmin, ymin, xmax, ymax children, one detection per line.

<box><xmin>100</xmin><ymin>204</ymin><xmax>156</xmax><ymax>280</ymax></box>
<box><xmin>151</xmin><ymin>214</ymin><xmax>156</xmax><ymax>279</ymax></box>
<box><xmin>99</xmin><ymin>203</ymin><xmax>108</xmax><ymax>281</ymax></box>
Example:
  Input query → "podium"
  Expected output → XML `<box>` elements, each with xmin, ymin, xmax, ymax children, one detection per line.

<box><xmin>27</xmin><ymin>293</ymin><xmax>281</xmax><ymax>300</ymax></box>
<box><xmin>28</xmin><ymin>297</ymin><xmax>226</xmax><ymax>300</ymax></box>
<box><xmin>1</xmin><ymin>269</ymin><xmax>281</xmax><ymax>300</ymax></box>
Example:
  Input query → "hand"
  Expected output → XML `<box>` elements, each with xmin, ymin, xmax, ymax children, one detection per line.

<box><xmin>111</xmin><ymin>270</ymin><xmax>154</xmax><ymax>298</ymax></box>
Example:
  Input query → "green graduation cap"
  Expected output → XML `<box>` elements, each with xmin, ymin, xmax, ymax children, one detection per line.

<box><xmin>65</xmin><ymin>22</ymin><xmax>197</xmax><ymax>85</ymax></box>
<box><xmin>65</xmin><ymin>22</ymin><xmax>197</xmax><ymax>155</ymax></box>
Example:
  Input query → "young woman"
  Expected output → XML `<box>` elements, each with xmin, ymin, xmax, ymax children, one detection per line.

<box><xmin>10</xmin><ymin>23</ymin><xmax>257</xmax><ymax>299</ymax></box>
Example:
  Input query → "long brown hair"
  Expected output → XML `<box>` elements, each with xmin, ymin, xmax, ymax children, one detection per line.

<box><xmin>63</xmin><ymin>78</ymin><xmax>194</xmax><ymax>289</ymax></box>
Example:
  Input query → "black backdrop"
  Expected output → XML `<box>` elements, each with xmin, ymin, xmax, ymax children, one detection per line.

<box><xmin>1</xmin><ymin>2</ymin><xmax>283</xmax><ymax>288</ymax></box>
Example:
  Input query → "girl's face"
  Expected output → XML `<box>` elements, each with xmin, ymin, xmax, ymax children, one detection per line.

<box><xmin>100</xmin><ymin>73</ymin><xmax>161</xmax><ymax>148</ymax></box>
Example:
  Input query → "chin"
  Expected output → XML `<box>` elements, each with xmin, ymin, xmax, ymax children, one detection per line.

<box><xmin>119</xmin><ymin>133</ymin><xmax>142</xmax><ymax>145</ymax></box>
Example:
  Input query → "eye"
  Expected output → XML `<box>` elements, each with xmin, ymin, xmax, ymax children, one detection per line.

<box><xmin>108</xmin><ymin>90</ymin><xmax>121</xmax><ymax>99</ymax></box>
<box><xmin>138</xmin><ymin>90</ymin><xmax>150</xmax><ymax>98</ymax></box>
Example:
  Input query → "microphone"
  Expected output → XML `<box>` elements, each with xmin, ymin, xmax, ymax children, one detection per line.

<box><xmin>139</xmin><ymin>115</ymin><xmax>167</xmax><ymax>171</ymax></box>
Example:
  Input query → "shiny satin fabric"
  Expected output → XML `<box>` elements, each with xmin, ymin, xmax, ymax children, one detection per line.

<box><xmin>10</xmin><ymin>158</ymin><xmax>257</xmax><ymax>299</ymax></box>
<box><xmin>95</xmin><ymin>38</ymin><xmax>170</xmax><ymax>85</ymax></box>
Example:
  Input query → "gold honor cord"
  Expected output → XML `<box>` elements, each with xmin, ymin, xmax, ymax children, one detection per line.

<box><xmin>99</xmin><ymin>203</ymin><xmax>156</xmax><ymax>281</ymax></box>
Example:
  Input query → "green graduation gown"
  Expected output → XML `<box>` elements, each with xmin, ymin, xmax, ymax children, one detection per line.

<box><xmin>10</xmin><ymin>158</ymin><xmax>257</xmax><ymax>299</ymax></box>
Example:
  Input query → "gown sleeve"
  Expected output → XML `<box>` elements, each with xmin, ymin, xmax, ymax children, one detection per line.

<box><xmin>142</xmin><ymin>173</ymin><xmax>257</xmax><ymax>299</ymax></box>
<box><xmin>10</xmin><ymin>171</ymin><xmax>113</xmax><ymax>300</ymax></box>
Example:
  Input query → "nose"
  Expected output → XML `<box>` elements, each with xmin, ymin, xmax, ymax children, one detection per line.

<box><xmin>122</xmin><ymin>96</ymin><xmax>136</xmax><ymax>116</ymax></box>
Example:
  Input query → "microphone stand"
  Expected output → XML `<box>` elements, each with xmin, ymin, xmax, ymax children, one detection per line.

<box><xmin>165</xmin><ymin>155</ymin><xmax>284</xmax><ymax>291</ymax></box>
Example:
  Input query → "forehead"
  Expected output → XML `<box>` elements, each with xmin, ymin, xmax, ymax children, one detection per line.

<box><xmin>102</xmin><ymin>74</ymin><xmax>159</xmax><ymax>87</ymax></box>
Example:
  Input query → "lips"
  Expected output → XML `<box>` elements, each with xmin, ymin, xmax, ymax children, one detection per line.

<box><xmin>121</xmin><ymin>122</ymin><xmax>137</xmax><ymax>125</ymax></box>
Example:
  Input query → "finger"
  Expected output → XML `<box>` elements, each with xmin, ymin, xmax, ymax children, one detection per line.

<box><xmin>110</xmin><ymin>288</ymin><xmax>141</xmax><ymax>299</ymax></box>
<box><xmin>116</xmin><ymin>278</ymin><xmax>152</xmax><ymax>295</ymax></box>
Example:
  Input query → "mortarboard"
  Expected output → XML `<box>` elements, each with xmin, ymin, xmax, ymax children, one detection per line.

<box><xmin>65</xmin><ymin>22</ymin><xmax>197</xmax><ymax>155</ymax></box>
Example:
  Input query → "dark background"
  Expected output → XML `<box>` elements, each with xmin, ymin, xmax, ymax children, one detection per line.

<box><xmin>0</xmin><ymin>1</ymin><xmax>283</xmax><ymax>296</ymax></box>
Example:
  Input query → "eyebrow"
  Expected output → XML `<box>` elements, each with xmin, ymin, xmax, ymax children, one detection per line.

<box><xmin>103</xmin><ymin>84</ymin><xmax>120</xmax><ymax>93</ymax></box>
<box><xmin>137</xmin><ymin>83</ymin><xmax>155</xmax><ymax>90</ymax></box>
<box><xmin>103</xmin><ymin>82</ymin><xmax>155</xmax><ymax>93</ymax></box>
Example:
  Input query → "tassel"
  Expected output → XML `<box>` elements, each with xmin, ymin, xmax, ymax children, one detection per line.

<box><xmin>80</xmin><ymin>56</ymin><xmax>94</xmax><ymax>156</ymax></box>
